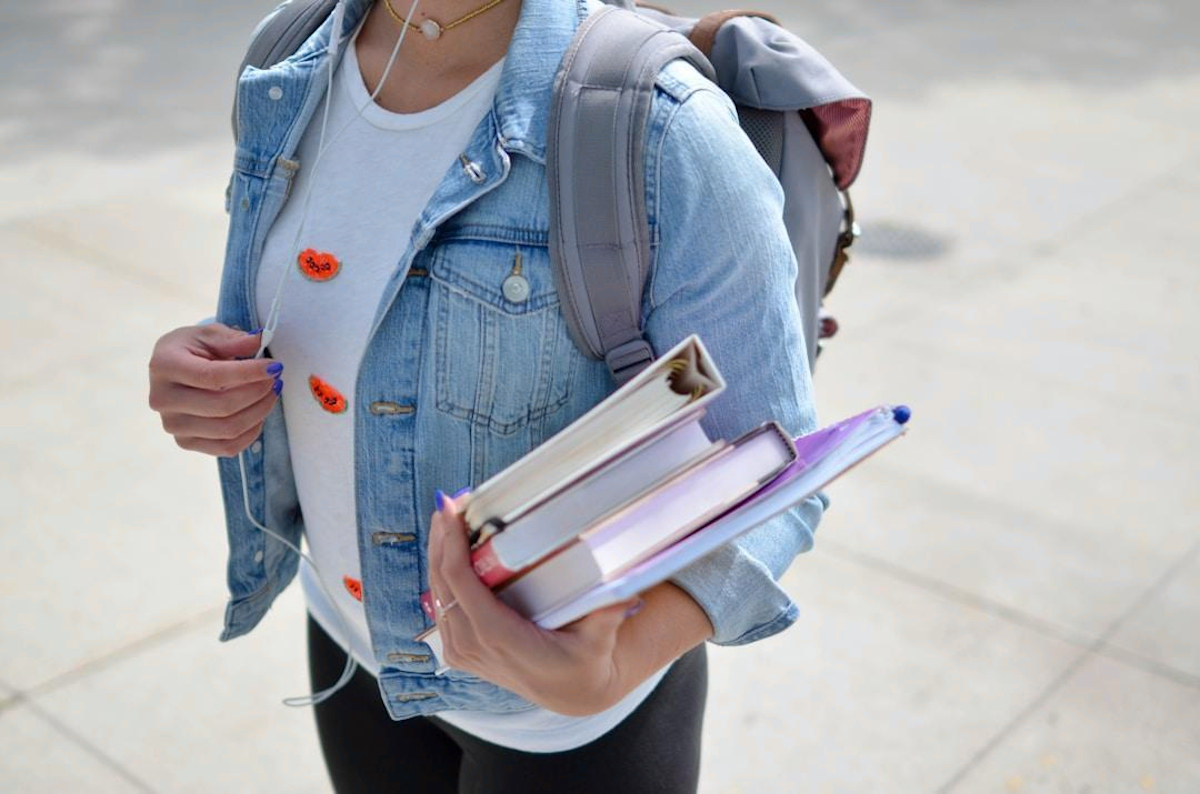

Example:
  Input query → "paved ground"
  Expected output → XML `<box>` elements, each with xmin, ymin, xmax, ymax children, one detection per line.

<box><xmin>2</xmin><ymin>1</ymin><xmax>1198</xmax><ymax>792</ymax></box>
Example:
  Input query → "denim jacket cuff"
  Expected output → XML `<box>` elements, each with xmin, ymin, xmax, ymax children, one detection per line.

<box><xmin>669</xmin><ymin>543</ymin><xmax>800</xmax><ymax>646</ymax></box>
<box><xmin>220</xmin><ymin>583</ymin><xmax>280</xmax><ymax>642</ymax></box>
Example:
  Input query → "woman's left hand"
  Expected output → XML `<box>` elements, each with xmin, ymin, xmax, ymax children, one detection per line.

<box><xmin>427</xmin><ymin>493</ymin><xmax>642</xmax><ymax>717</ymax></box>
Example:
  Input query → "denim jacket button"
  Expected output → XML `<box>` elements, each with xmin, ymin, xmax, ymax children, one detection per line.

<box><xmin>267</xmin><ymin>86</ymin><xmax>283</xmax><ymax>101</ymax></box>
<box><xmin>372</xmin><ymin>531</ymin><xmax>416</xmax><ymax>546</ymax></box>
<box><xmin>459</xmin><ymin>154</ymin><xmax>486</xmax><ymax>184</ymax></box>
<box><xmin>502</xmin><ymin>274</ymin><xmax>530</xmax><ymax>303</ymax></box>
<box><xmin>250</xmin><ymin>441</ymin><xmax>263</xmax><ymax>454</ymax></box>
<box><xmin>253</xmin><ymin>549</ymin><xmax>264</xmax><ymax>564</ymax></box>
<box><xmin>387</xmin><ymin>651</ymin><xmax>431</xmax><ymax>664</ymax></box>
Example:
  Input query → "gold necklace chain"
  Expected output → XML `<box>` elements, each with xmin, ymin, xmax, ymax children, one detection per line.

<box><xmin>383</xmin><ymin>0</ymin><xmax>511</xmax><ymax>40</ymax></box>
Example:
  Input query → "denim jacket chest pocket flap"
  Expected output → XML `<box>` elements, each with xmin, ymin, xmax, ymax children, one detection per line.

<box><xmin>427</xmin><ymin>235</ymin><xmax>578</xmax><ymax>436</ymax></box>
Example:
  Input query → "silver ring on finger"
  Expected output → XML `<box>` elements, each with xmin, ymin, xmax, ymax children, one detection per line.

<box><xmin>434</xmin><ymin>596</ymin><xmax>459</xmax><ymax>622</ymax></box>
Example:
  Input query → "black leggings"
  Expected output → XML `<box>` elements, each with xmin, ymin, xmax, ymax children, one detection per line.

<box><xmin>307</xmin><ymin>616</ymin><xmax>707</xmax><ymax>793</ymax></box>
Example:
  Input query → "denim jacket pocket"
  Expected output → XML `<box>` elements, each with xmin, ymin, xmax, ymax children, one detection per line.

<box><xmin>428</xmin><ymin>239</ymin><xmax>577</xmax><ymax>436</ymax></box>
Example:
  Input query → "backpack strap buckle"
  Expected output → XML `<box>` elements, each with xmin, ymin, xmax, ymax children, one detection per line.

<box><xmin>605</xmin><ymin>338</ymin><xmax>656</xmax><ymax>385</ymax></box>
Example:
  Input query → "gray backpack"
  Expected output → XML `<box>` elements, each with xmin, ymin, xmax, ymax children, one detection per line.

<box><xmin>234</xmin><ymin>0</ymin><xmax>871</xmax><ymax>382</ymax></box>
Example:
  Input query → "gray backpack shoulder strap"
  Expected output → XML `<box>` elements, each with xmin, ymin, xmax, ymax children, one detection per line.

<box><xmin>548</xmin><ymin>5</ymin><xmax>715</xmax><ymax>384</ymax></box>
<box><xmin>231</xmin><ymin>0</ymin><xmax>338</xmax><ymax>140</ymax></box>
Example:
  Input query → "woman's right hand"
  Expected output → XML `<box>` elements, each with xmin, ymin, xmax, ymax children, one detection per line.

<box><xmin>148</xmin><ymin>324</ymin><xmax>283</xmax><ymax>457</ymax></box>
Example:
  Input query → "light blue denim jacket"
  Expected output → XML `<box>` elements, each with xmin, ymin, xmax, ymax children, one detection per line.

<box><xmin>216</xmin><ymin>0</ymin><xmax>823</xmax><ymax>719</ymax></box>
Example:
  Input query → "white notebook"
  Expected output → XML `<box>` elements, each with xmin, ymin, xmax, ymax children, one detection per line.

<box><xmin>470</xmin><ymin>417</ymin><xmax>721</xmax><ymax>587</ymax></box>
<box><xmin>462</xmin><ymin>335</ymin><xmax>724</xmax><ymax>540</ymax></box>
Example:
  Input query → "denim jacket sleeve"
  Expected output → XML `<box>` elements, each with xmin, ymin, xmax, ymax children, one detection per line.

<box><xmin>642</xmin><ymin>63</ymin><xmax>825</xmax><ymax>645</ymax></box>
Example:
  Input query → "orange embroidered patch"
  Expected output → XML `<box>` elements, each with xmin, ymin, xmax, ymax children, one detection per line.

<box><xmin>343</xmin><ymin>576</ymin><xmax>363</xmax><ymax>602</ymax></box>
<box><xmin>297</xmin><ymin>248</ymin><xmax>341</xmax><ymax>281</ymax></box>
<box><xmin>309</xmin><ymin>375</ymin><xmax>348</xmax><ymax>413</ymax></box>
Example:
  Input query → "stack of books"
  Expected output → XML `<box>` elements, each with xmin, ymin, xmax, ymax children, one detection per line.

<box><xmin>417</xmin><ymin>335</ymin><xmax>909</xmax><ymax>653</ymax></box>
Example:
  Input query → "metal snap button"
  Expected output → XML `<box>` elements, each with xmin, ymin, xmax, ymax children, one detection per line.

<box><xmin>459</xmin><ymin>154</ymin><xmax>486</xmax><ymax>184</ymax></box>
<box><xmin>268</xmin><ymin>86</ymin><xmax>283</xmax><ymax>101</ymax></box>
<box><xmin>250</xmin><ymin>441</ymin><xmax>263</xmax><ymax>454</ymax></box>
<box><xmin>502</xmin><ymin>274</ymin><xmax>530</xmax><ymax>303</ymax></box>
<box><xmin>502</xmin><ymin>251</ymin><xmax>529</xmax><ymax>303</ymax></box>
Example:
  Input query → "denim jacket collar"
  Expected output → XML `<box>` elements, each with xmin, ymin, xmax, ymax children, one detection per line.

<box><xmin>491</xmin><ymin>0</ymin><xmax>590</xmax><ymax>162</ymax></box>
<box><xmin>233</xmin><ymin>0</ymin><xmax>593</xmax><ymax>337</ymax></box>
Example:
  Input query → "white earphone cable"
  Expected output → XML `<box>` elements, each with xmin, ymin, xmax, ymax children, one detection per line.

<box><xmin>257</xmin><ymin>0</ymin><xmax>420</xmax><ymax>357</ymax></box>
<box><xmin>242</xmin><ymin>0</ymin><xmax>424</xmax><ymax>707</ymax></box>
<box><xmin>237</xmin><ymin>451</ymin><xmax>357</xmax><ymax>707</ymax></box>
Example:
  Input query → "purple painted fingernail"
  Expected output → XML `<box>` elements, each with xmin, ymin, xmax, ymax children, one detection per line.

<box><xmin>266</xmin><ymin>361</ymin><xmax>284</xmax><ymax>375</ymax></box>
<box><xmin>247</xmin><ymin>327</ymin><xmax>265</xmax><ymax>336</ymax></box>
<box><xmin>452</xmin><ymin>487</ymin><xmax>471</xmax><ymax>499</ymax></box>
<box><xmin>624</xmin><ymin>599</ymin><xmax>645</xmax><ymax>619</ymax></box>
<box><xmin>273</xmin><ymin>378</ymin><xmax>284</xmax><ymax>395</ymax></box>
<box><xmin>435</xmin><ymin>489</ymin><xmax>446</xmax><ymax>513</ymax></box>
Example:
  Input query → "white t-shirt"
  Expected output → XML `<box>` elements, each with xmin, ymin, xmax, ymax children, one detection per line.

<box><xmin>256</xmin><ymin>36</ymin><xmax>666</xmax><ymax>753</ymax></box>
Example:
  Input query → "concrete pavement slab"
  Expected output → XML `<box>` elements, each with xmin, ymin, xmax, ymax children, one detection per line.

<box><xmin>850</xmin><ymin>75</ymin><xmax>1200</xmax><ymax>273</ymax></box>
<box><xmin>699</xmin><ymin>553</ymin><xmax>1080</xmax><ymax>794</ymax></box>
<box><xmin>0</xmin><ymin>701</ymin><xmax>150</xmax><ymax>793</ymax></box>
<box><xmin>752</xmin><ymin>0</ymin><xmax>1200</xmax><ymax>87</ymax></box>
<box><xmin>1</xmin><ymin>233</ymin><xmax>234</xmax><ymax>692</ymax></box>
<box><xmin>0</xmin><ymin>142</ymin><xmax>234</xmax><ymax>225</ymax></box>
<box><xmin>0</xmin><ymin>227</ymin><xmax>205</xmax><ymax>387</ymax></box>
<box><xmin>804</xmin><ymin>0</ymin><xmax>1200</xmax><ymax>274</ymax></box>
<box><xmin>32</xmin><ymin>585</ymin><xmax>329</xmax><ymax>794</ymax></box>
<box><xmin>809</xmin><ymin>168</ymin><xmax>1200</xmax><ymax>640</ymax></box>
<box><xmin>847</xmin><ymin>171</ymin><xmax>1200</xmax><ymax>413</ymax></box>
<box><xmin>1175</xmin><ymin>163</ymin><xmax>1200</xmax><ymax>190</ymax></box>
<box><xmin>802</xmin><ymin>0</ymin><xmax>1200</xmax><ymax>91</ymax></box>
<box><xmin>0</xmin><ymin>215</ymin><xmax>239</xmax><ymax>690</ymax></box>
<box><xmin>1</xmin><ymin>366</ymin><xmax>231</xmax><ymax>692</ymax></box>
<box><xmin>811</xmin><ymin>414</ymin><xmax>1196</xmax><ymax>643</ymax></box>
<box><xmin>828</xmin><ymin>324</ymin><xmax>1199</xmax><ymax>536</ymax></box>
<box><xmin>0</xmin><ymin>2</ymin><xmax>277</xmax><ymax>162</ymax></box>
<box><xmin>11</xmin><ymin>198</ymin><xmax>229</xmax><ymax>306</ymax></box>
<box><xmin>944</xmin><ymin>654</ymin><xmax>1200</xmax><ymax>793</ymax></box>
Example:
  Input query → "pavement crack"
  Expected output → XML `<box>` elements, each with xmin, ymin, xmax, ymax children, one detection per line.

<box><xmin>20</xmin><ymin>695</ymin><xmax>160</xmax><ymax>794</ymax></box>
<box><xmin>5</xmin><ymin>219</ymin><xmax>201</xmax><ymax>303</ymax></box>
<box><xmin>823</xmin><ymin>538</ymin><xmax>1200</xmax><ymax>689</ymax></box>
<box><xmin>2</xmin><ymin>609</ymin><xmax>224</xmax><ymax>792</ymax></box>
<box><xmin>0</xmin><ymin>691</ymin><xmax>24</xmax><ymax>716</ymax></box>
<box><xmin>1026</xmin><ymin>156</ymin><xmax>1198</xmax><ymax>260</ymax></box>
<box><xmin>23</xmin><ymin>607</ymin><xmax>224</xmax><ymax>701</ymax></box>
<box><xmin>935</xmin><ymin>535</ymin><xmax>1200</xmax><ymax>792</ymax></box>
<box><xmin>820</xmin><ymin>539</ymin><xmax>1099</xmax><ymax>649</ymax></box>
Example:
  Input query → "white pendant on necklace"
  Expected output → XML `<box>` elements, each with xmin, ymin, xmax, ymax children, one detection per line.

<box><xmin>419</xmin><ymin>19</ymin><xmax>443</xmax><ymax>40</ymax></box>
